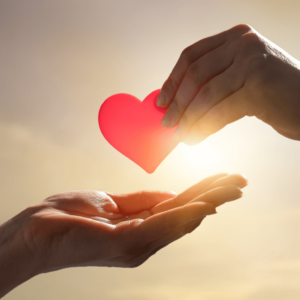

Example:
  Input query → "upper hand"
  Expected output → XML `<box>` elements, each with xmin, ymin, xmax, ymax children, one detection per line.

<box><xmin>157</xmin><ymin>24</ymin><xmax>300</xmax><ymax>144</ymax></box>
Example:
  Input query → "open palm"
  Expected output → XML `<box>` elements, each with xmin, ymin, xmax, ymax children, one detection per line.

<box><xmin>3</xmin><ymin>173</ymin><xmax>247</xmax><ymax>277</ymax></box>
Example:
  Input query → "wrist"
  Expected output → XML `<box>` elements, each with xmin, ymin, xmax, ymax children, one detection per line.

<box><xmin>0</xmin><ymin>211</ymin><xmax>42</xmax><ymax>298</ymax></box>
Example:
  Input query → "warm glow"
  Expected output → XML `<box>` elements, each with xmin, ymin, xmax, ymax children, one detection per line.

<box><xmin>2</xmin><ymin>1</ymin><xmax>300</xmax><ymax>299</ymax></box>
<box><xmin>175</xmin><ymin>141</ymin><xmax>221</xmax><ymax>171</ymax></box>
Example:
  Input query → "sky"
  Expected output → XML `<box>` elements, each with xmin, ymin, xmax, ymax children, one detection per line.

<box><xmin>1</xmin><ymin>0</ymin><xmax>300</xmax><ymax>299</ymax></box>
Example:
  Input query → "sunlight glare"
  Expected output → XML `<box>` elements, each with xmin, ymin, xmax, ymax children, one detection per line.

<box><xmin>175</xmin><ymin>140</ymin><xmax>222</xmax><ymax>172</ymax></box>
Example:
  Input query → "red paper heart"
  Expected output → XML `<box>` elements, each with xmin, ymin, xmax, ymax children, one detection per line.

<box><xmin>98</xmin><ymin>90</ymin><xmax>178</xmax><ymax>173</ymax></box>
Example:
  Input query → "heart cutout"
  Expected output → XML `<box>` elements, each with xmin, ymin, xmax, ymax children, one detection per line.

<box><xmin>98</xmin><ymin>90</ymin><xmax>178</xmax><ymax>173</ymax></box>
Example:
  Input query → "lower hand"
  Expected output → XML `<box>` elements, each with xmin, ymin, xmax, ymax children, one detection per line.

<box><xmin>157</xmin><ymin>24</ymin><xmax>300</xmax><ymax>144</ymax></box>
<box><xmin>0</xmin><ymin>173</ymin><xmax>247</xmax><ymax>298</ymax></box>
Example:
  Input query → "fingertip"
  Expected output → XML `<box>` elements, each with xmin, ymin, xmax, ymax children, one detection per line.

<box><xmin>156</xmin><ymin>92</ymin><xmax>168</xmax><ymax>108</ymax></box>
<box><xmin>224</xmin><ymin>186</ymin><xmax>244</xmax><ymax>205</ymax></box>
<box><xmin>206</xmin><ymin>207</ymin><xmax>217</xmax><ymax>215</ymax></box>
<box><xmin>234</xmin><ymin>186</ymin><xmax>243</xmax><ymax>199</ymax></box>
<box><xmin>231</xmin><ymin>173</ymin><xmax>249</xmax><ymax>188</ymax></box>
<box><xmin>240</xmin><ymin>174</ymin><xmax>249</xmax><ymax>187</ymax></box>
<box><xmin>189</xmin><ymin>202</ymin><xmax>217</xmax><ymax>216</ymax></box>
<box><xmin>160</xmin><ymin>190</ymin><xmax>177</xmax><ymax>198</ymax></box>
<box><xmin>161</xmin><ymin>114</ymin><xmax>172</xmax><ymax>128</ymax></box>
<box><xmin>224</xmin><ymin>184</ymin><xmax>243</xmax><ymax>200</ymax></box>
<box><xmin>169</xmin><ymin>190</ymin><xmax>178</xmax><ymax>196</ymax></box>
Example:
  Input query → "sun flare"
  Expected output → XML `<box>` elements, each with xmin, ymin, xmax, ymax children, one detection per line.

<box><xmin>175</xmin><ymin>141</ymin><xmax>221</xmax><ymax>171</ymax></box>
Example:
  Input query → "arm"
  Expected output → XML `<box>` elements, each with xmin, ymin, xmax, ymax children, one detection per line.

<box><xmin>0</xmin><ymin>208</ymin><xmax>42</xmax><ymax>298</ymax></box>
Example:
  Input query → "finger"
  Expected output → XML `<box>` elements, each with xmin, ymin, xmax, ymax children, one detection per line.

<box><xmin>109</xmin><ymin>190</ymin><xmax>177</xmax><ymax>215</ymax></box>
<box><xmin>156</xmin><ymin>24</ymin><xmax>251</xmax><ymax>108</ymax></box>
<box><xmin>122</xmin><ymin>218</ymin><xmax>204</xmax><ymax>267</ymax></box>
<box><xmin>189</xmin><ymin>185</ymin><xmax>243</xmax><ymax>207</ymax></box>
<box><xmin>156</xmin><ymin>33</ymin><xmax>227</xmax><ymax>109</ymax></box>
<box><xmin>134</xmin><ymin>202</ymin><xmax>216</xmax><ymax>247</ymax></box>
<box><xmin>174</xmin><ymin>61</ymin><xmax>247</xmax><ymax>141</ymax></box>
<box><xmin>151</xmin><ymin>173</ymin><xmax>228</xmax><ymax>214</ymax></box>
<box><xmin>161</xmin><ymin>44</ymin><xmax>235</xmax><ymax>128</ymax></box>
<box><xmin>45</xmin><ymin>190</ymin><xmax>123</xmax><ymax>218</ymax></box>
<box><xmin>184</xmin><ymin>89</ymin><xmax>249</xmax><ymax>145</ymax></box>
<box><xmin>123</xmin><ymin>210</ymin><xmax>152</xmax><ymax>221</ymax></box>
<box><xmin>201</xmin><ymin>174</ymin><xmax>248</xmax><ymax>194</ymax></box>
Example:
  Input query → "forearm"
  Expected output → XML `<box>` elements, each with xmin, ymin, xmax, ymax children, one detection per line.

<box><xmin>0</xmin><ymin>220</ymin><xmax>40</xmax><ymax>298</ymax></box>
<box><xmin>0</xmin><ymin>251</ymin><xmax>29</xmax><ymax>298</ymax></box>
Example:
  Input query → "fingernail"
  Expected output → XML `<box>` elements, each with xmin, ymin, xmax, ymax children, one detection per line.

<box><xmin>161</xmin><ymin>114</ymin><xmax>172</xmax><ymax>128</ymax></box>
<box><xmin>240</xmin><ymin>174</ymin><xmax>248</xmax><ymax>182</ymax></box>
<box><xmin>156</xmin><ymin>93</ymin><xmax>165</xmax><ymax>107</ymax></box>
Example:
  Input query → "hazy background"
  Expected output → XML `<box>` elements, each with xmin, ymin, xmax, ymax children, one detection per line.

<box><xmin>1</xmin><ymin>0</ymin><xmax>300</xmax><ymax>299</ymax></box>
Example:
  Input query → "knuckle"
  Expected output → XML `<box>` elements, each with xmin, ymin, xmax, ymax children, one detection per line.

<box><xmin>162</xmin><ymin>76</ymin><xmax>178</xmax><ymax>99</ymax></box>
<box><xmin>231</xmin><ymin>23</ymin><xmax>253</xmax><ymax>34</ymax></box>
<box><xmin>170</xmin><ymin>98</ymin><xmax>184</xmax><ymax>115</ymax></box>
<box><xmin>239</xmin><ymin>32</ymin><xmax>263</xmax><ymax>50</ymax></box>
<box><xmin>245</xmin><ymin>55</ymin><xmax>269</xmax><ymax>92</ymax></box>
<box><xmin>199</xmin><ymin>84</ymin><xmax>211</xmax><ymax>103</ymax></box>
<box><xmin>248</xmin><ymin>55</ymin><xmax>268</xmax><ymax>74</ymax></box>
<box><xmin>186</xmin><ymin>63</ymin><xmax>201</xmax><ymax>84</ymax></box>
<box><xmin>180</xmin><ymin>46</ymin><xmax>194</xmax><ymax>67</ymax></box>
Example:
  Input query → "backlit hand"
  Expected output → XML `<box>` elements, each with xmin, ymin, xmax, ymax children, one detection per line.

<box><xmin>0</xmin><ymin>173</ymin><xmax>247</xmax><ymax>298</ymax></box>
<box><xmin>157</xmin><ymin>24</ymin><xmax>300</xmax><ymax>143</ymax></box>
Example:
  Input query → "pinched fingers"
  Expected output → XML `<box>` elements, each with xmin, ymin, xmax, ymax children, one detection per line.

<box><xmin>156</xmin><ymin>24</ymin><xmax>252</xmax><ymax>110</ymax></box>
<box><xmin>156</xmin><ymin>32</ymin><xmax>228</xmax><ymax>109</ymax></box>
<box><xmin>161</xmin><ymin>44</ymin><xmax>235</xmax><ymax>129</ymax></box>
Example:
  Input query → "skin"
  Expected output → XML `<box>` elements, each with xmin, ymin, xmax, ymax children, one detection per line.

<box><xmin>0</xmin><ymin>173</ymin><xmax>247</xmax><ymax>298</ymax></box>
<box><xmin>157</xmin><ymin>24</ymin><xmax>300</xmax><ymax>144</ymax></box>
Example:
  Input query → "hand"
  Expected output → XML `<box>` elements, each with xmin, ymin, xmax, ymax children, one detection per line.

<box><xmin>0</xmin><ymin>173</ymin><xmax>247</xmax><ymax>298</ymax></box>
<box><xmin>157</xmin><ymin>24</ymin><xmax>300</xmax><ymax>144</ymax></box>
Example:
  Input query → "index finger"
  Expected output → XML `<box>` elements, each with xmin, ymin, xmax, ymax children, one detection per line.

<box><xmin>156</xmin><ymin>33</ymin><xmax>228</xmax><ymax>109</ymax></box>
